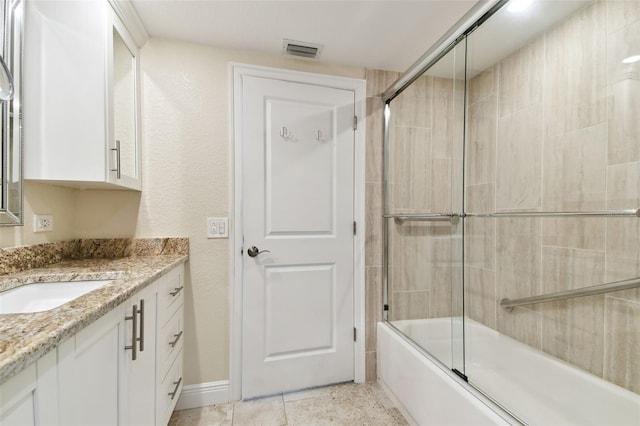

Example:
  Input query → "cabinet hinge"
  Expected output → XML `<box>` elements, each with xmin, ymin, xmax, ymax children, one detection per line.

<box><xmin>353</xmin><ymin>221</ymin><xmax>357</xmax><ymax>235</ymax></box>
<box><xmin>353</xmin><ymin>327</ymin><xmax>357</xmax><ymax>342</ymax></box>
<box><xmin>353</xmin><ymin>115</ymin><xmax>358</xmax><ymax>130</ymax></box>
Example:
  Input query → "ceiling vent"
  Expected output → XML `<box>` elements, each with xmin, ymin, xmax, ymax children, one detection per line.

<box><xmin>282</xmin><ymin>39</ymin><xmax>323</xmax><ymax>59</ymax></box>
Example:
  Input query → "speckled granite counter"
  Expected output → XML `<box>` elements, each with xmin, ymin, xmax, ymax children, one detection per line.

<box><xmin>0</xmin><ymin>238</ymin><xmax>188</xmax><ymax>384</ymax></box>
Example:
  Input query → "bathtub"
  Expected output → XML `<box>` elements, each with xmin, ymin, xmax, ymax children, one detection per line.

<box><xmin>378</xmin><ymin>318</ymin><xmax>640</xmax><ymax>425</ymax></box>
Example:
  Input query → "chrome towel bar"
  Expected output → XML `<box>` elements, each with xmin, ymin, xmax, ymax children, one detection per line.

<box><xmin>384</xmin><ymin>213</ymin><xmax>461</xmax><ymax>224</ymax></box>
<box><xmin>466</xmin><ymin>209</ymin><xmax>639</xmax><ymax>218</ymax></box>
<box><xmin>500</xmin><ymin>276</ymin><xmax>640</xmax><ymax>311</ymax></box>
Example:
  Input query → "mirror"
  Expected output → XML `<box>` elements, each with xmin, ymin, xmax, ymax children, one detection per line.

<box><xmin>112</xmin><ymin>28</ymin><xmax>138</xmax><ymax>181</ymax></box>
<box><xmin>1</xmin><ymin>0</ymin><xmax>23</xmax><ymax>226</ymax></box>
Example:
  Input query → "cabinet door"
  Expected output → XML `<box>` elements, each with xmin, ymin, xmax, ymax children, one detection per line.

<box><xmin>58</xmin><ymin>307</ymin><xmax>122</xmax><ymax>426</ymax></box>
<box><xmin>107</xmin><ymin>10</ymin><xmax>141</xmax><ymax>190</ymax></box>
<box><xmin>0</xmin><ymin>364</ymin><xmax>36</xmax><ymax>426</ymax></box>
<box><xmin>120</xmin><ymin>283</ymin><xmax>157</xmax><ymax>425</ymax></box>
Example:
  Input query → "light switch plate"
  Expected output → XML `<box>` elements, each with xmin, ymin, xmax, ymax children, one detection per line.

<box><xmin>207</xmin><ymin>217</ymin><xmax>228</xmax><ymax>238</ymax></box>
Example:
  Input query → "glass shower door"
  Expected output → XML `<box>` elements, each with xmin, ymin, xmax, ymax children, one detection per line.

<box><xmin>384</xmin><ymin>39</ymin><xmax>467</xmax><ymax>374</ymax></box>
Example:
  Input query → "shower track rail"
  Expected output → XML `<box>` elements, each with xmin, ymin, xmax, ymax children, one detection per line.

<box><xmin>466</xmin><ymin>208</ymin><xmax>640</xmax><ymax>218</ymax></box>
<box><xmin>385</xmin><ymin>209</ymin><xmax>639</xmax><ymax>223</ymax></box>
<box><xmin>500</xmin><ymin>276</ymin><xmax>640</xmax><ymax>311</ymax></box>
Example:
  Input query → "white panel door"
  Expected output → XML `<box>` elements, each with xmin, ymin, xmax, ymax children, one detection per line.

<box><xmin>242</xmin><ymin>75</ymin><xmax>355</xmax><ymax>398</ymax></box>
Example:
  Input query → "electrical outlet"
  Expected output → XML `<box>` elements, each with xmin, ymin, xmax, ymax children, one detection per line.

<box><xmin>207</xmin><ymin>217</ymin><xmax>228</xmax><ymax>238</ymax></box>
<box><xmin>33</xmin><ymin>214</ymin><xmax>54</xmax><ymax>233</ymax></box>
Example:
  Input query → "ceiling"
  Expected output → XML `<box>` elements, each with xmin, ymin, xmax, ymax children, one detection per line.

<box><xmin>129</xmin><ymin>0</ymin><xmax>480</xmax><ymax>72</ymax></box>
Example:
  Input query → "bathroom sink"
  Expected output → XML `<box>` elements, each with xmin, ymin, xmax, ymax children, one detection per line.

<box><xmin>0</xmin><ymin>280</ymin><xmax>112</xmax><ymax>314</ymax></box>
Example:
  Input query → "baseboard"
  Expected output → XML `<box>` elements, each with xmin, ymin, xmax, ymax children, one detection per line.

<box><xmin>175</xmin><ymin>380</ymin><xmax>230</xmax><ymax>410</ymax></box>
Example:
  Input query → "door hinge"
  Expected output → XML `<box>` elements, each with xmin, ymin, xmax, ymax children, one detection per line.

<box><xmin>353</xmin><ymin>221</ymin><xmax>357</xmax><ymax>235</ymax></box>
<box><xmin>353</xmin><ymin>115</ymin><xmax>358</xmax><ymax>130</ymax></box>
<box><xmin>353</xmin><ymin>327</ymin><xmax>357</xmax><ymax>342</ymax></box>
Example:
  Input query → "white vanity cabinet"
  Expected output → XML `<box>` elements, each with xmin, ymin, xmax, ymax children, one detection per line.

<box><xmin>23</xmin><ymin>0</ymin><xmax>142</xmax><ymax>190</ymax></box>
<box><xmin>0</xmin><ymin>364</ymin><xmax>37</xmax><ymax>425</ymax></box>
<box><xmin>119</xmin><ymin>282</ymin><xmax>158</xmax><ymax>425</ymax></box>
<box><xmin>156</xmin><ymin>266</ymin><xmax>185</xmax><ymax>425</ymax></box>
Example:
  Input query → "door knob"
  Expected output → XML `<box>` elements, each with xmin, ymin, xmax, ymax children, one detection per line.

<box><xmin>247</xmin><ymin>246</ymin><xmax>270</xmax><ymax>257</ymax></box>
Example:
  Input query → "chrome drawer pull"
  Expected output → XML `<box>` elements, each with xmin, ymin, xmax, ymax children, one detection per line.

<box><xmin>169</xmin><ymin>331</ymin><xmax>183</xmax><ymax>348</ymax></box>
<box><xmin>169</xmin><ymin>286</ymin><xmax>184</xmax><ymax>297</ymax></box>
<box><xmin>138</xmin><ymin>299</ymin><xmax>145</xmax><ymax>352</ymax></box>
<box><xmin>124</xmin><ymin>304</ymin><xmax>139</xmax><ymax>361</ymax></box>
<box><xmin>168</xmin><ymin>377</ymin><xmax>182</xmax><ymax>400</ymax></box>
<box><xmin>110</xmin><ymin>140</ymin><xmax>121</xmax><ymax>179</ymax></box>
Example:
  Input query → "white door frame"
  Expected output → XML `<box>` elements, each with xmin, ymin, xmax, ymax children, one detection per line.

<box><xmin>229</xmin><ymin>63</ymin><xmax>366</xmax><ymax>401</ymax></box>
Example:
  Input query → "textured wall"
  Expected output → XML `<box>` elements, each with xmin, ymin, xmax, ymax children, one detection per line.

<box><xmin>0</xmin><ymin>182</ymin><xmax>77</xmax><ymax>248</ymax></box>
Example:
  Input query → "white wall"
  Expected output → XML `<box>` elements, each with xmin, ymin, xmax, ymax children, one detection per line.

<box><xmin>68</xmin><ymin>39</ymin><xmax>364</xmax><ymax>385</ymax></box>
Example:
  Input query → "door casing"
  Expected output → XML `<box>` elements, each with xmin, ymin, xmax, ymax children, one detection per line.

<box><xmin>230</xmin><ymin>63</ymin><xmax>366</xmax><ymax>401</ymax></box>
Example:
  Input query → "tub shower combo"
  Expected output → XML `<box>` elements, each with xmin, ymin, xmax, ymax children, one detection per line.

<box><xmin>377</xmin><ymin>0</ymin><xmax>640</xmax><ymax>424</ymax></box>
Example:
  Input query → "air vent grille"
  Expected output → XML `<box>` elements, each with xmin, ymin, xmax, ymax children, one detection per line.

<box><xmin>282</xmin><ymin>39</ymin><xmax>323</xmax><ymax>59</ymax></box>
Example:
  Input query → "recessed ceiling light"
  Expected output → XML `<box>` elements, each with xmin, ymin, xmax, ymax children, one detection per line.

<box><xmin>622</xmin><ymin>55</ymin><xmax>640</xmax><ymax>64</ymax></box>
<box><xmin>507</xmin><ymin>0</ymin><xmax>535</xmax><ymax>13</ymax></box>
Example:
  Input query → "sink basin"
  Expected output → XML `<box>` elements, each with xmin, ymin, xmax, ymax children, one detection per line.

<box><xmin>0</xmin><ymin>280</ymin><xmax>112</xmax><ymax>314</ymax></box>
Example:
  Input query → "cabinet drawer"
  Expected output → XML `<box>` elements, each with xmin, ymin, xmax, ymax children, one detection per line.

<box><xmin>158</xmin><ymin>304</ymin><xmax>184</xmax><ymax>382</ymax></box>
<box><xmin>157</xmin><ymin>349</ymin><xmax>183</xmax><ymax>426</ymax></box>
<box><xmin>157</xmin><ymin>265</ymin><xmax>184</xmax><ymax>327</ymax></box>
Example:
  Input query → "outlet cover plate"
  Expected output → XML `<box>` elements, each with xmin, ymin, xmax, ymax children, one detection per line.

<box><xmin>33</xmin><ymin>214</ymin><xmax>54</xmax><ymax>232</ymax></box>
<box><xmin>207</xmin><ymin>217</ymin><xmax>228</xmax><ymax>238</ymax></box>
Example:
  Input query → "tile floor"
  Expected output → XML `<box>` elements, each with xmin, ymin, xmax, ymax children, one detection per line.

<box><xmin>168</xmin><ymin>382</ymin><xmax>409</xmax><ymax>425</ymax></box>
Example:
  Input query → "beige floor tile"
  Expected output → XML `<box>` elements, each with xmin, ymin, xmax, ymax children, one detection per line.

<box><xmin>233</xmin><ymin>396</ymin><xmax>286</xmax><ymax>426</ymax></box>
<box><xmin>169</xmin><ymin>382</ymin><xmax>407</xmax><ymax>426</ymax></box>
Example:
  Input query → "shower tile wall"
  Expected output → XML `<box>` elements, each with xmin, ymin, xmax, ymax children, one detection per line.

<box><xmin>465</xmin><ymin>0</ymin><xmax>640</xmax><ymax>393</ymax></box>
<box><xmin>364</xmin><ymin>69</ymin><xmax>399</xmax><ymax>381</ymax></box>
<box><xmin>387</xmin><ymin>73</ymin><xmax>464</xmax><ymax>322</ymax></box>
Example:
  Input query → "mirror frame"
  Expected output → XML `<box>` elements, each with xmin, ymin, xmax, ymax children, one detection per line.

<box><xmin>1</xmin><ymin>0</ymin><xmax>23</xmax><ymax>226</ymax></box>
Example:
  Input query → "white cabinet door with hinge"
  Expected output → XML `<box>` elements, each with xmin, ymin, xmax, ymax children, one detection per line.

<box><xmin>120</xmin><ymin>282</ymin><xmax>157</xmax><ymax>425</ymax></box>
<box><xmin>241</xmin><ymin>75</ymin><xmax>355</xmax><ymax>399</ymax></box>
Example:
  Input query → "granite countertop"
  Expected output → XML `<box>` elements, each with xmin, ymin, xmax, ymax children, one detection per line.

<box><xmin>0</xmin><ymin>247</ymin><xmax>188</xmax><ymax>384</ymax></box>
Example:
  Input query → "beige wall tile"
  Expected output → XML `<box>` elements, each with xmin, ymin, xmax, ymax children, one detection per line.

<box><xmin>607</xmin><ymin>0</ymin><xmax>640</xmax><ymax>35</ymax></box>
<box><xmin>607</xmin><ymin>162</ymin><xmax>640</xmax><ymax>209</ymax></box>
<box><xmin>466</xmin><ymin>96</ymin><xmax>497</xmax><ymax>186</ymax></box>
<box><xmin>605</xmin><ymin>218</ymin><xmax>640</xmax><ymax>292</ymax></box>
<box><xmin>365</xmin><ymin>69</ymin><xmax>400</xmax><ymax>98</ymax></box>
<box><xmin>366</xmin><ymin>97</ymin><xmax>385</xmax><ymax>183</ymax></box>
<box><xmin>543</xmin><ymin>124</ymin><xmax>607</xmax><ymax>211</ymax></box>
<box><xmin>541</xmin><ymin>296</ymin><xmax>605</xmax><ymax>377</ymax></box>
<box><xmin>467</xmin><ymin>66</ymin><xmax>497</xmax><ymax>105</ymax></box>
<box><xmin>544</xmin><ymin>2</ymin><xmax>607</xmax><ymax>137</ymax></box>
<box><xmin>465</xmin><ymin>266</ymin><xmax>496</xmax><ymax>328</ymax></box>
<box><xmin>392</xmin><ymin>74</ymin><xmax>432</xmax><ymax>129</ymax></box>
<box><xmin>496</xmin><ymin>218</ymin><xmax>542</xmax><ymax>299</ymax></box>
<box><xmin>390</xmin><ymin>126</ymin><xmax>431</xmax><ymax>211</ymax></box>
<box><xmin>366</xmin><ymin>351</ymin><xmax>378</xmax><ymax>382</ymax></box>
<box><xmin>607</xmin><ymin>19</ymin><xmax>640</xmax><ymax>85</ymax></box>
<box><xmin>541</xmin><ymin>246</ymin><xmax>606</xmax><ymax>293</ymax></box>
<box><xmin>496</xmin><ymin>104</ymin><xmax>543</xmax><ymax>210</ymax></box>
<box><xmin>603</xmin><ymin>297</ymin><xmax>640</xmax><ymax>393</ymax></box>
<box><xmin>497</xmin><ymin>306</ymin><xmax>542</xmax><ymax>349</ymax></box>
<box><xmin>432</xmin><ymin>77</ymin><xmax>455</xmax><ymax>159</ymax></box>
<box><xmin>390</xmin><ymin>290</ymin><xmax>430</xmax><ymax>321</ymax></box>
<box><xmin>430</xmin><ymin>158</ymin><xmax>452</xmax><ymax>213</ymax></box>
<box><xmin>365</xmin><ymin>183</ymin><xmax>383</xmax><ymax>267</ymax></box>
<box><xmin>498</xmin><ymin>38</ymin><xmax>544</xmax><ymax>118</ymax></box>
<box><xmin>466</xmin><ymin>183</ymin><xmax>495</xmax><ymax>213</ymax></box>
<box><xmin>608</xmin><ymin>78</ymin><xmax>640</xmax><ymax>165</ymax></box>
<box><xmin>465</xmin><ymin>217</ymin><xmax>495</xmax><ymax>270</ymax></box>
<box><xmin>365</xmin><ymin>267</ymin><xmax>383</xmax><ymax>352</ymax></box>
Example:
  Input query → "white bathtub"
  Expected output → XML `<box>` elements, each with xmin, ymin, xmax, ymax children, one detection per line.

<box><xmin>378</xmin><ymin>319</ymin><xmax>640</xmax><ymax>426</ymax></box>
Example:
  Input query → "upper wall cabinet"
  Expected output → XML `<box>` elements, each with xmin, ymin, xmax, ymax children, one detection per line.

<box><xmin>23</xmin><ymin>0</ymin><xmax>146</xmax><ymax>190</ymax></box>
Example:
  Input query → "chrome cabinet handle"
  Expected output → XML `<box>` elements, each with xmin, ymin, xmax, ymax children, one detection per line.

<box><xmin>170</xmin><ymin>286</ymin><xmax>184</xmax><ymax>297</ymax></box>
<box><xmin>169</xmin><ymin>331</ymin><xmax>183</xmax><ymax>348</ymax></box>
<box><xmin>138</xmin><ymin>299</ymin><xmax>145</xmax><ymax>352</ymax></box>
<box><xmin>110</xmin><ymin>140</ymin><xmax>121</xmax><ymax>179</ymax></box>
<box><xmin>168</xmin><ymin>377</ymin><xmax>182</xmax><ymax>400</ymax></box>
<box><xmin>247</xmin><ymin>246</ymin><xmax>271</xmax><ymax>257</ymax></box>
<box><xmin>124</xmin><ymin>304</ymin><xmax>139</xmax><ymax>361</ymax></box>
